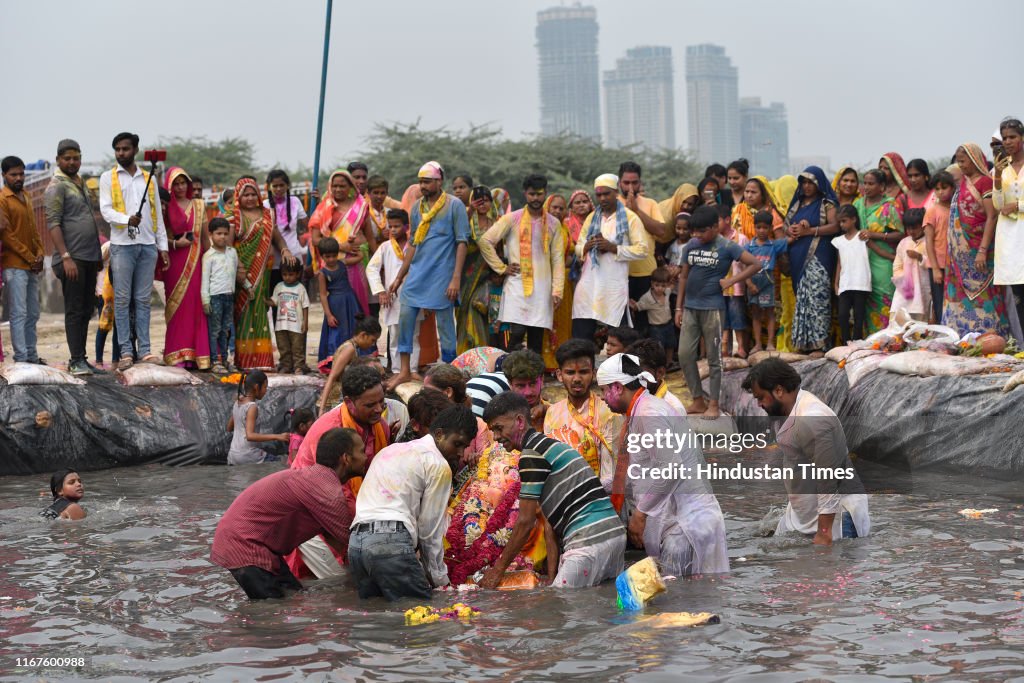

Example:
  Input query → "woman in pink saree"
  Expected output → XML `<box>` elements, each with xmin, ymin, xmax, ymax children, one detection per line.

<box><xmin>309</xmin><ymin>170</ymin><xmax>377</xmax><ymax>316</ymax></box>
<box><xmin>161</xmin><ymin>167</ymin><xmax>210</xmax><ymax>369</ymax></box>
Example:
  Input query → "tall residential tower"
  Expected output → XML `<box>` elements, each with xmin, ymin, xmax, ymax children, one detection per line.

<box><xmin>686</xmin><ymin>44</ymin><xmax>739</xmax><ymax>164</ymax></box>
<box><xmin>740</xmin><ymin>97</ymin><xmax>789</xmax><ymax>178</ymax></box>
<box><xmin>536</xmin><ymin>5</ymin><xmax>601</xmax><ymax>139</ymax></box>
<box><xmin>603</xmin><ymin>46</ymin><xmax>675</xmax><ymax>150</ymax></box>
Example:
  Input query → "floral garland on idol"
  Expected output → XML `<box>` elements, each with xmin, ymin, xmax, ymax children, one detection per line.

<box><xmin>444</xmin><ymin>441</ymin><xmax>534</xmax><ymax>585</ymax></box>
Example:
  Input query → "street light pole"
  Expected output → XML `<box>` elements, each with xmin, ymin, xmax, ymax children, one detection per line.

<box><xmin>311</xmin><ymin>0</ymin><xmax>333</xmax><ymax>212</ymax></box>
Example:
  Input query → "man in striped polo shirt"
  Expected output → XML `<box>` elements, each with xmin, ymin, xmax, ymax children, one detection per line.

<box><xmin>478</xmin><ymin>391</ymin><xmax>625</xmax><ymax>589</ymax></box>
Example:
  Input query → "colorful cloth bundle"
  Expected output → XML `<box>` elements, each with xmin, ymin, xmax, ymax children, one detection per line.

<box><xmin>615</xmin><ymin>557</ymin><xmax>666</xmax><ymax>611</ymax></box>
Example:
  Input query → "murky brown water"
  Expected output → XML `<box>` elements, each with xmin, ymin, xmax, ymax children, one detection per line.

<box><xmin>1</xmin><ymin>459</ymin><xmax>1023</xmax><ymax>682</ymax></box>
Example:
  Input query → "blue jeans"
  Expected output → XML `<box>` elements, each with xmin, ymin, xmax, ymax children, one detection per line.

<box><xmin>207</xmin><ymin>293</ymin><xmax>235</xmax><ymax>363</ymax></box>
<box><xmin>348</xmin><ymin>521</ymin><xmax>432</xmax><ymax>601</ymax></box>
<box><xmin>3</xmin><ymin>268</ymin><xmax>40</xmax><ymax>362</ymax></box>
<box><xmin>110</xmin><ymin>243</ymin><xmax>158</xmax><ymax>357</ymax></box>
<box><xmin>842</xmin><ymin>511</ymin><xmax>859</xmax><ymax>539</ymax></box>
<box><xmin>398</xmin><ymin>303</ymin><xmax>456</xmax><ymax>363</ymax></box>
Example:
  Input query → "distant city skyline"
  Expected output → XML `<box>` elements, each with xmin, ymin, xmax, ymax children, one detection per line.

<box><xmin>536</xmin><ymin>5</ymin><xmax>601</xmax><ymax>140</ymax></box>
<box><xmin>740</xmin><ymin>97</ymin><xmax>789</xmax><ymax>178</ymax></box>
<box><xmin>686</xmin><ymin>44</ymin><xmax>740</xmax><ymax>164</ymax></box>
<box><xmin>4</xmin><ymin>1</ymin><xmax>1011</xmax><ymax>174</ymax></box>
<box><xmin>603</xmin><ymin>46</ymin><xmax>675</xmax><ymax>151</ymax></box>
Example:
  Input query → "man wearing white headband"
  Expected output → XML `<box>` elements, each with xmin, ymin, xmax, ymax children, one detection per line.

<box><xmin>387</xmin><ymin>161</ymin><xmax>470</xmax><ymax>390</ymax></box>
<box><xmin>571</xmin><ymin>173</ymin><xmax>648</xmax><ymax>341</ymax></box>
<box><xmin>597</xmin><ymin>353</ymin><xmax>730</xmax><ymax>576</ymax></box>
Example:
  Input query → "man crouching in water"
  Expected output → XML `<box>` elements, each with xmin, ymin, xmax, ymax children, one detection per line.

<box><xmin>742</xmin><ymin>358</ymin><xmax>870</xmax><ymax>544</ymax></box>
<box><xmin>479</xmin><ymin>391</ymin><xmax>625</xmax><ymax>589</ymax></box>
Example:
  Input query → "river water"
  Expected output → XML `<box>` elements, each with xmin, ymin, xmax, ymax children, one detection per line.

<box><xmin>2</xmin><ymin>457</ymin><xmax>1023</xmax><ymax>682</ymax></box>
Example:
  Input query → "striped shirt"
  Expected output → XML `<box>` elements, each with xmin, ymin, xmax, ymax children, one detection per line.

<box><xmin>211</xmin><ymin>465</ymin><xmax>352</xmax><ymax>572</ymax></box>
<box><xmin>466</xmin><ymin>372</ymin><xmax>510</xmax><ymax>418</ymax></box>
<box><xmin>518</xmin><ymin>430</ymin><xmax>624</xmax><ymax>551</ymax></box>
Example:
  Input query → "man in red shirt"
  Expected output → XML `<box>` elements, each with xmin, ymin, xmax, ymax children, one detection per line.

<box><xmin>211</xmin><ymin>428</ymin><xmax>366</xmax><ymax>599</ymax></box>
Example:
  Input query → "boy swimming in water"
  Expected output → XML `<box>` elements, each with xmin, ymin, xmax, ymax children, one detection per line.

<box><xmin>41</xmin><ymin>470</ymin><xmax>86</xmax><ymax>520</ymax></box>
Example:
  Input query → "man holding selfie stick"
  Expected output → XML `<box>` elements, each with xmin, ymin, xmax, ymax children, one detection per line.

<box><xmin>99</xmin><ymin>132</ymin><xmax>169</xmax><ymax>371</ymax></box>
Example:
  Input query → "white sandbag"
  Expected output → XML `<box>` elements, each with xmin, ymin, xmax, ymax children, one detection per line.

<box><xmin>864</xmin><ymin>311</ymin><xmax>960</xmax><ymax>347</ymax></box>
<box><xmin>880</xmin><ymin>350</ymin><xmax>1015</xmax><ymax>378</ymax></box>
<box><xmin>747</xmin><ymin>351</ymin><xmax>811</xmax><ymax>366</ymax></box>
<box><xmin>1002</xmin><ymin>369</ymin><xmax>1024</xmax><ymax>393</ymax></box>
<box><xmin>844</xmin><ymin>351</ymin><xmax>886</xmax><ymax>388</ymax></box>
<box><xmin>825</xmin><ymin>346</ymin><xmax>853</xmax><ymax>364</ymax></box>
<box><xmin>1</xmin><ymin>362</ymin><xmax>86</xmax><ymax>386</ymax></box>
<box><xmin>394</xmin><ymin>380</ymin><xmax>424</xmax><ymax>405</ymax></box>
<box><xmin>118</xmin><ymin>364</ymin><xmax>203</xmax><ymax>386</ymax></box>
<box><xmin>697</xmin><ymin>357</ymin><xmax>750</xmax><ymax>379</ymax></box>
<box><xmin>267</xmin><ymin>374</ymin><xmax>325</xmax><ymax>388</ymax></box>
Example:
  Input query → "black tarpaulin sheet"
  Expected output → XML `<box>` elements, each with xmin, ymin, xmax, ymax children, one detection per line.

<box><xmin>717</xmin><ymin>359</ymin><xmax>1024</xmax><ymax>477</ymax></box>
<box><xmin>0</xmin><ymin>376</ymin><xmax>320</xmax><ymax>475</ymax></box>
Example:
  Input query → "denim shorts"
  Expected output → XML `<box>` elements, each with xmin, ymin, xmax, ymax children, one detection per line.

<box><xmin>723</xmin><ymin>296</ymin><xmax>749</xmax><ymax>330</ymax></box>
<box><xmin>648</xmin><ymin>322</ymin><xmax>677</xmax><ymax>351</ymax></box>
<box><xmin>748</xmin><ymin>283</ymin><xmax>776</xmax><ymax>309</ymax></box>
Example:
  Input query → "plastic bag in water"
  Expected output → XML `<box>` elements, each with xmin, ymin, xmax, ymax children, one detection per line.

<box><xmin>615</xmin><ymin>557</ymin><xmax>666</xmax><ymax>611</ymax></box>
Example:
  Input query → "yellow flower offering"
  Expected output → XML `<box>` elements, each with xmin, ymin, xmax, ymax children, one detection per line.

<box><xmin>404</xmin><ymin>603</ymin><xmax>481</xmax><ymax>625</ymax></box>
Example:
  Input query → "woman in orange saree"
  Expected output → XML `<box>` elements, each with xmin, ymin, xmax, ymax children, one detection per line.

<box><xmin>309</xmin><ymin>169</ymin><xmax>377</xmax><ymax>316</ymax></box>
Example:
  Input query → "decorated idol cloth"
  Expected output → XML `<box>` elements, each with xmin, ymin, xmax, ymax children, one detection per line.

<box><xmin>444</xmin><ymin>441</ymin><xmax>545</xmax><ymax>585</ymax></box>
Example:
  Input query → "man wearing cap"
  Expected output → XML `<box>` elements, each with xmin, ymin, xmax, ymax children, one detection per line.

<box><xmin>387</xmin><ymin>162</ymin><xmax>470</xmax><ymax>389</ymax></box>
<box><xmin>597</xmin><ymin>352</ymin><xmax>729</xmax><ymax>577</ymax></box>
<box><xmin>571</xmin><ymin>174</ymin><xmax>648</xmax><ymax>341</ymax></box>
<box><xmin>45</xmin><ymin>140</ymin><xmax>105</xmax><ymax>375</ymax></box>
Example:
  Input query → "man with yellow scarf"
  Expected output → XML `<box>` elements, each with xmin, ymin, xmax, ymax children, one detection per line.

<box><xmin>477</xmin><ymin>174</ymin><xmax>565</xmax><ymax>355</ymax></box>
<box><xmin>98</xmin><ymin>132</ymin><xmax>169</xmax><ymax>370</ymax></box>
<box><xmin>386</xmin><ymin>161</ymin><xmax>470</xmax><ymax>390</ymax></box>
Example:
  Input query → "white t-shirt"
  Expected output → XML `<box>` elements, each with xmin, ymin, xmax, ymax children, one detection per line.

<box><xmin>270</xmin><ymin>281</ymin><xmax>310</xmax><ymax>332</ymax></box>
<box><xmin>263</xmin><ymin>196</ymin><xmax>308</xmax><ymax>267</ymax></box>
<box><xmin>831</xmin><ymin>234</ymin><xmax>872</xmax><ymax>294</ymax></box>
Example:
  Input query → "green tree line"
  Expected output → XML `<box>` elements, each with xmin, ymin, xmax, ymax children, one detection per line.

<box><xmin>148</xmin><ymin>124</ymin><xmax>704</xmax><ymax>204</ymax></box>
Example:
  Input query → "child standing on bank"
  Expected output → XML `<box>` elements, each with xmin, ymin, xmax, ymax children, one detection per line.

<box><xmin>366</xmin><ymin>209</ymin><xmax>421</xmax><ymax>372</ymax></box>
<box><xmin>891</xmin><ymin>208</ymin><xmax>931</xmax><ymax>321</ymax></box>
<box><xmin>317</xmin><ymin>237</ymin><xmax>362</xmax><ymax>363</ymax></box>
<box><xmin>269</xmin><ymin>259</ymin><xmax>310</xmax><ymax>374</ymax></box>
<box><xmin>675</xmin><ymin>205</ymin><xmax>761</xmax><ymax>418</ymax></box>
<box><xmin>831</xmin><ymin>205</ymin><xmax>873</xmax><ymax>343</ymax></box>
<box><xmin>745</xmin><ymin>211</ymin><xmax>789</xmax><ymax>352</ymax></box>
<box><xmin>202</xmin><ymin>218</ymin><xmax>239</xmax><ymax>373</ymax></box>
<box><xmin>631</xmin><ymin>267</ymin><xmax>677</xmax><ymax>366</ymax></box>
<box><xmin>717</xmin><ymin>204</ymin><xmax>750</xmax><ymax>358</ymax></box>
<box><xmin>227</xmin><ymin>370</ymin><xmax>289</xmax><ymax>465</ymax></box>
<box><xmin>924</xmin><ymin>171</ymin><xmax>955</xmax><ymax>324</ymax></box>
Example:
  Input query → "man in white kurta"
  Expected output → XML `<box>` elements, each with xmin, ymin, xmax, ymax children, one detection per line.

<box><xmin>366</xmin><ymin>210</ymin><xmax>420</xmax><ymax>371</ymax></box>
<box><xmin>597</xmin><ymin>353</ymin><xmax>730</xmax><ymax>576</ymax></box>
<box><xmin>477</xmin><ymin>174</ymin><xmax>565</xmax><ymax>355</ymax></box>
<box><xmin>743</xmin><ymin>358</ymin><xmax>870</xmax><ymax>544</ymax></box>
<box><xmin>571</xmin><ymin>174</ymin><xmax>648</xmax><ymax>341</ymax></box>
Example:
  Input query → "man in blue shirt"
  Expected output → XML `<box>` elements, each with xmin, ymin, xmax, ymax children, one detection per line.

<box><xmin>387</xmin><ymin>161</ymin><xmax>469</xmax><ymax>389</ymax></box>
<box><xmin>673</xmin><ymin>205</ymin><xmax>760</xmax><ymax>419</ymax></box>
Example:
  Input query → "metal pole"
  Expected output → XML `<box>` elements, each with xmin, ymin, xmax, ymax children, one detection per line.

<box><xmin>310</xmin><ymin>0</ymin><xmax>333</xmax><ymax>212</ymax></box>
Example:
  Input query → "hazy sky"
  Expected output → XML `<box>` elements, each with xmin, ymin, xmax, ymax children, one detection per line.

<box><xmin>2</xmin><ymin>0</ymin><xmax>1015</xmax><ymax>178</ymax></box>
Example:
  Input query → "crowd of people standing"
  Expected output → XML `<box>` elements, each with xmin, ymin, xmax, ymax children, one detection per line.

<box><xmin>2</xmin><ymin>119</ymin><xmax>1023</xmax><ymax>400</ymax></box>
